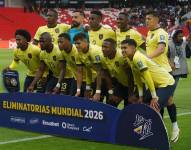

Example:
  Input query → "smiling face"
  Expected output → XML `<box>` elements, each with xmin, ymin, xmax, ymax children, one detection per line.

<box><xmin>121</xmin><ymin>43</ymin><xmax>135</xmax><ymax>59</ymax></box>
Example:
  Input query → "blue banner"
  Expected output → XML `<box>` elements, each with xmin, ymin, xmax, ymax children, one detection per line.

<box><xmin>0</xmin><ymin>93</ymin><xmax>170</xmax><ymax>150</ymax></box>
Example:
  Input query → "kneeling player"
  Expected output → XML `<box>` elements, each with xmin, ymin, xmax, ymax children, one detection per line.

<box><xmin>5</xmin><ymin>29</ymin><xmax>47</xmax><ymax>92</ymax></box>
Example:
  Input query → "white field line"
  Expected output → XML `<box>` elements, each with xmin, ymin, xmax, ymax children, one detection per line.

<box><xmin>0</xmin><ymin>135</ymin><xmax>52</xmax><ymax>145</ymax></box>
<box><xmin>0</xmin><ymin>112</ymin><xmax>191</xmax><ymax>145</ymax></box>
<box><xmin>164</xmin><ymin>112</ymin><xmax>191</xmax><ymax>118</ymax></box>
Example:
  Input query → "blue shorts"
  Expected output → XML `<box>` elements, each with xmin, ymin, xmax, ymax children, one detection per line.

<box><xmin>112</xmin><ymin>78</ymin><xmax>129</xmax><ymax>106</ymax></box>
<box><xmin>60</xmin><ymin>78</ymin><xmax>75</xmax><ymax>95</ymax></box>
<box><xmin>45</xmin><ymin>76</ymin><xmax>58</xmax><ymax>93</ymax></box>
<box><xmin>24</xmin><ymin>76</ymin><xmax>46</xmax><ymax>93</ymax></box>
<box><xmin>144</xmin><ymin>84</ymin><xmax>176</xmax><ymax>108</ymax></box>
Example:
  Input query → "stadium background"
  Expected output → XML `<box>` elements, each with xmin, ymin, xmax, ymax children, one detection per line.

<box><xmin>0</xmin><ymin>0</ymin><xmax>191</xmax><ymax>150</ymax></box>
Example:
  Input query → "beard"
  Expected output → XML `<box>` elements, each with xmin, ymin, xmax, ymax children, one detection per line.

<box><xmin>71</xmin><ymin>21</ymin><xmax>81</xmax><ymax>28</ymax></box>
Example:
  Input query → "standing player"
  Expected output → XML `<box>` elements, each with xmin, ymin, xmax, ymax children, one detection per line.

<box><xmin>145</xmin><ymin>10</ymin><xmax>179</xmax><ymax>142</ymax></box>
<box><xmin>6</xmin><ymin>29</ymin><xmax>47</xmax><ymax>92</ymax></box>
<box><xmin>28</xmin><ymin>32</ymin><xmax>73</xmax><ymax>94</ymax></box>
<box><xmin>121</xmin><ymin>39</ymin><xmax>175</xmax><ymax>112</ymax></box>
<box><xmin>68</xmin><ymin>10</ymin><xmax>88</xmax><ymax>44</ymax></box>
<box><xmin>116</xmin><ymin>12</ymin><xmax>145</xmax><ymax>50</ymax></box>
<box><xmin>88</xmin><ymin>10</ymin><xmax>116</xmax><ymax>47</ymax></box>
<box><xmin>33</xmin><ymin>9</ymin><xmax>70</xmax><ymax>45</ymax></box>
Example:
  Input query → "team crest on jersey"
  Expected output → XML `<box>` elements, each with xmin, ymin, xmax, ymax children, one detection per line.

<box><xmin>99</xmin><ymin>34</ymin><xmax>103</xmax><ymax>40</ymax></box>
<box><xmin>160</xmin><ymin>35</ymin><xmax>165</xmax><ymax>41</ymax></box>
<box><xmin>53</xmin><ymin>56</ymin><xmax>57</xmax><ymax>61</ymax></box>
<box><xmin>28</xmin><ymin>53</ymin><xmax>32</xmax><ymax>59</ymax></box>
<box><xmin>126</xmin><ymin>35</ymin><xmax>130</xmax><ymax>39</ymax></box>
<box><xmin>115</xmin><ymin>61</ymin><xmax>119</xmax><ymax>67</ymax></box>
<box><xmin>150</xmin><ymin>34</ymin><xmax>154</xmax><ymax>39</ymax></box>
<box><xmin>137</xmin><ymin>60</ymin><xmax>146</xmax><ymax>70</ymax></box>
<box><xmin>55</xmin><ymin>28</ymin><xmax>60</xmax><ymax>33</ymax></box>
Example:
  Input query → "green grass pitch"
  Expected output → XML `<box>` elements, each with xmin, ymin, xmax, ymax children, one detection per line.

<box><xmin>0</xmin><ymin>49</ymin><xmax>191</xmax><ymax>150</ymax></box>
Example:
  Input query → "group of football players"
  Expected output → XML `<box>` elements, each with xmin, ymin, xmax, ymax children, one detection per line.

<box><xmin>6</xmin><ymin>9</ymin><xmax>182</xmax><ymax>142</ymax></box>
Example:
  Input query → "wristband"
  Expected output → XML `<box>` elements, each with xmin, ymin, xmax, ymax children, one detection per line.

<box><xmin>96</xmin><ymin>90</ymin><xmax>101</xmax><ymax>94</ymax></box>
<box><xmin>86</xmin><ymin>85</ymin><xmax>91</xmax><ymax>90</ymax></box>
<box><xmin>56</xmin><ymin>83</ymin><xmax>61</xmax><ymax>88</ymax></box>
<box><xmin>77</xmin><ymin>89</ymin><xmax>81</xmax><ymax>92</ymax></box>
<box><xmin>108</xmin><ymin>89</ymin><xmax>114</xmax><ymax>95</ymax></box>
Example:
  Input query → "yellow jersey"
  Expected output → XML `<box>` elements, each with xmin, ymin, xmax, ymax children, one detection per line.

<box><xmin>40</xmin><ymin>45</ymin><xmax>72</xmax><ymax>78</ymax></box>
<box><xmin>116</xmin><ymin>28</ymin><xmax>144</xmax><ymax>50</ymax></box>
<box><xmin>102</xmin><ymin>50</ymin><xmax>128</xmax><ymax>87</ymax></box>
<box><xmin>34</xmin><ymin>23</ymin><xmax>70</xmax><ymax>45</ymax></box>
<box><xmin>76</xmin><ymin>44</ymin><xmax>103</xmax><ymax>84</ymax></box>
<box><xmin>146</xmin><ymin>28</ymin><xmax>172</xmax><ymax>72</ymax></box>
<box><xmin>12</xmin><ymin>43</ymin><xmax>42</xmax><ymax>77</ymax></box>
<box><xmin>61</xmin><ymin>45</ymin><xmax>86</xmax><ymax>81</ymax></box>
<box><xmin>129</xmin><ymin>51</ymin><xmax>174</xmax><ymax>96</ymax></box>
<box><xmin>89</xmin><ymin>25</ymin><xmax>116</xmax><ymax>47</ymax></box>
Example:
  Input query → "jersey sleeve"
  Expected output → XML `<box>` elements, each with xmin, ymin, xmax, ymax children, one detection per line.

<box><xmin>134</xmin><ymin>55</ymin><xmax>148</xmax><ymax>72</ymax></box>
<box><xmin>157</xmin><ymin>31</ymin><xmax>167</xmax><ymax>45</ymax></box>
<box><xmin>33</xmin><ymin>27</ymin><xmax>42</xmax><ymax>41</ymax></box>
<box><xmin>133</xmin><ymin>31</ymin><xmax>145</xmax><ymax>47</ymax></box>
<box><xmin>13</xmin><ymin>49</ymin><xmax>20</xmax><ymax>61</ymax></box>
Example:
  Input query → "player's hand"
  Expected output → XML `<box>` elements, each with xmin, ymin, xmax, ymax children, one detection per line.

<box><xmin>27</xmin><ymin>84</ymin><xmax>35</xmax><ymax>93</ymax></box>
<box><xmin>170</xmin><ymin>62</ymin><xmax>176</xmax><ymax>70</ymax></box>
<box><xmin>3</xmin><ymin>67</ymin><xmax>11</xmax><ymax>72</ymax></box>
<box><xmin>108</xmin><ymin>94</ymin><xmax>121</xmax><ymax>106</ymax></box>
<box><xmin>138</xmin><ymin>97</ymin><xmax>143</xmax><ymax>104</ymax></box>
<box><xmin>84</xmin><ymin>90</ymin><xmax>92</xmax><ymax>99</ymax></box>
<box><xmin>52</xmin><ymin>87</ymin><xmax>60</xmax><ymax>94</ymax></box>
<box><xmin>150</xmin><ymin>98</ymin><xmax>160</xmax><ymax>112</ymax></box>
<box><xmin>128</xmin><ymin>95</ymin><xmax>140</xmax><ymax>104</ymax></box>
<box><xmin>92</xmin><ymin>93</ymin><xmax>100</xmax><ymax>101</ymax></box>
<box><xmin>75</xmin><ymin>91</ymin><xmax>81</xmax><ymax>97</ymax></box>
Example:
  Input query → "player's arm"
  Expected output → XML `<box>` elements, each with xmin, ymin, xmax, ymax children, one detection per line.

<box><xmin>33</xmin><ymin>39</ymin><xmax>39</xmax><ymax>45</ymax></box>
<box><xmin>75</xmin><ymin>64</ymin><xmax>83</xmax><ymax>96</ymax></box>
<box><xmin>92</xmin><ymin>63</ymin><xmax>102</xmax><ymax>101</ymax></box>
<box><xmin>148</xmin><ymin>43</ymin><xmax>165</xmax><ymax>58</ymax></box>
<box><xmin>53</xmin><ymin>60</ymin><xmax>66</xmax><ymax>94</ymax></box>
<box><xmin>148</xmin><ymin>33</ymin><xmax>167</xmax><ymax>59</ymax></box>
<box><xmin>33</xmin><ymin>27</ymin><xmax>41</xmax><ymax>45</ymax></box>
<box><xmin>141</xmin><ymin>69</ymin><xmax>160</xmax><ymax>111</ymax></box>
<box><xmin>27</xmin><ymin>60</ymin><xmax>46</xmax><ymax>92</ymax></box>
<box><xmin>133</xmin><ymin>71</ymin><xmax>144</xmax><ymax>99</ymax></box>
<box><xmin>134</xmin><ymin>31</ymin><xmax>146</xmax><ymax>51</ymax></box>
<box><xmin>7</xmin><ymin>50</ymin><xmax>20</xmax><ymax>70</ymax></box>
<box><xmin>9</xmin><ymin>59</ymin><xmax>19</xmax><ymax>70</ymax></box>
